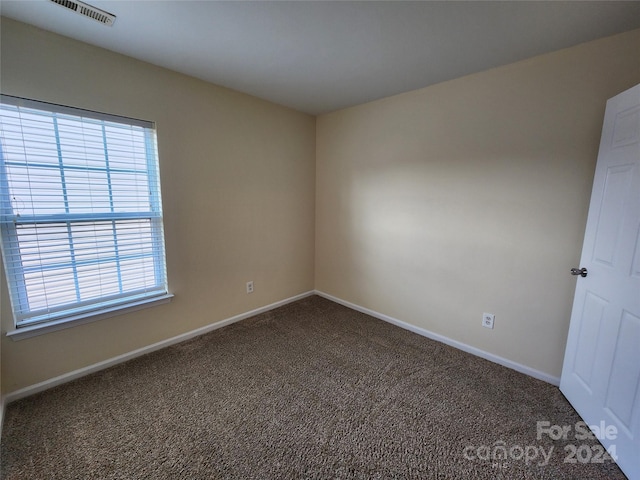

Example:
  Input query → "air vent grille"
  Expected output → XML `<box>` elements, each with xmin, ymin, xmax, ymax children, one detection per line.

<box><xmin>52</xmin><ymin>0</ymin><xmax>78</xmax><ymax>12</ymax></box>
<box><xmin>50</xmin><ymin>0</ymin><xmax>116</xmax><ymax>26</ymax></box>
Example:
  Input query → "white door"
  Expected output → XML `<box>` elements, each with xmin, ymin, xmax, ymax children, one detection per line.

<box><xmin>560</xmin><ymin>84</ymin><xmax>640</xmax><ymax>480</ymax></box>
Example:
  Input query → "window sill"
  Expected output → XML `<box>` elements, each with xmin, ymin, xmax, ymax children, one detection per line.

<box><xmin>6</xmin><ymin>294</ymin><xmax>174</xmax><ymax>341</ymax></box>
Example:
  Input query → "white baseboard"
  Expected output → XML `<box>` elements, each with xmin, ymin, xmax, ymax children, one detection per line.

<box><xmin>3</xmin><ymin>288</ymin><xmax>559</xmax><ymax>407</ymax></box>
<box><xmin>4</xmin><ymin>290</ymin><xmax>315</xmax><ymax>404</ymax></box>
<box><xmin>314</xmin><ymin>290</ymin><xmax>560</xmax><ymax>386</ymax></box>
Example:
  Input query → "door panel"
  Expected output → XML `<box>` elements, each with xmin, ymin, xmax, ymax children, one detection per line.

<box><xmin>604</xmin><ymin>310</ymin><xmax>640</xmax><ymax>430</ymax></box>
<box><xmin>572</xmin><ymin>292</ymin><xmax>607</xmax><ymax>389</ymax></box>
<box><xmin>592</xmin><ymin>164</ymin><xmax>633</xmax><ymax>266</ymax></box>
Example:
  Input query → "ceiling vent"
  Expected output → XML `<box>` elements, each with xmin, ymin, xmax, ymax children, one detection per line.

<box><xmin>50</xmin><ymin>0</ymin><xmax>116</xmax><ymax>26</ymax></box>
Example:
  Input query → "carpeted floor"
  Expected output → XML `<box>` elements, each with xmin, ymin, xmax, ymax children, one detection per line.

<box><xmin>0</xmin><ymin>295</ymin><xmax>626</xmax><ymax>479</ymax></box>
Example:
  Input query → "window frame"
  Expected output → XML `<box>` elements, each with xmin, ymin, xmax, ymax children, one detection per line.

<box><xmin>0</xmin><ymin>95</ymin><xmax>172</xmax><ymax>339</ymax></box>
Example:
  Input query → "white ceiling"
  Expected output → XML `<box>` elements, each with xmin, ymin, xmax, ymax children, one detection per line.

<box><xmin>2</xmin><ymin>1</ymin><xmax>640</xmax><ymax>115</ymax></box>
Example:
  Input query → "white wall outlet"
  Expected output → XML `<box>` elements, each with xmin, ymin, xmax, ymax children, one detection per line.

<box><xmin>482</xmin><ymin>312</ymin><xmax>495</xmax><ymax>329</ymax></box>
<box><xmin>246</xmin><ymin>281</ymin><xmax>254</xmax><ymax>294</ymax></box>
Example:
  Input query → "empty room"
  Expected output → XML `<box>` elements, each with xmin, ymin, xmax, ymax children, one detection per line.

<box><xmin>0</xmin><ymin>1</ymin><xmax>639</xmax><ymax>478</ymax></box>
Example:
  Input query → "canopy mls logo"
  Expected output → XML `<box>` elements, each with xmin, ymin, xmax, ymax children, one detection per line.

<box><xmin>463</xmin><ymin>420</ymin><xmax>618</xmax><ymax>470</ymax></box>
<box><xmin>463</xmin><ymin>442</ymin><xmax>554</xmax><ymax>468</ymax></box>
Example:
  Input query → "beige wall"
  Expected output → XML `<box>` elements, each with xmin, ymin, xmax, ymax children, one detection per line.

<box><xmin>0</xmin><ymin>18</ymin><xmax>316</xmax><ymax>394</ymax></box>
<box><xmin>1</xmin><ymin>17</ymin><xmax>639</xmax><ymax>396</ymax></box>
<box><xmin>316</xmin><ymin>29</ymin><xmax>640</xmax><ymax>379</ymax></box>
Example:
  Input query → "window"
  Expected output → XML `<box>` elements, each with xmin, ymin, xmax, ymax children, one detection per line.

<box><xmin>0</xmin><ymin>95</ymin><xmax>170</xmax><ymax>333</ymax></box>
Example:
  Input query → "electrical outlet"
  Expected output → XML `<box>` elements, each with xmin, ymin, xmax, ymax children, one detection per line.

<box><xmin>482</xmin><ymin>312</ymin><xmax>495</xmax><ymax>329</ymax></box>
<box><xmin>246</xmin><ymin>281</ymin><xmax>254</xmax><ymax>294</ymax></box>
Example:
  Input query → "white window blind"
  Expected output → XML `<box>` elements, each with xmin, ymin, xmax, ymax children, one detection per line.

<box><xmin>0</xmin><ymin>95</ymin><xmax>168</xmax><ymax>328</ymax></box>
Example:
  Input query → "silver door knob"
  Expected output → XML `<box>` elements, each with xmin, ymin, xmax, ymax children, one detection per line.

<box><xmin>571</xmin><ymin>267</ymin><xmax>588</xmax><ymax>277</ymax></box>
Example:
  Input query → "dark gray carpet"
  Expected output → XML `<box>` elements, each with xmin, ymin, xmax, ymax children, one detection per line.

<box><xmin>0</xmin><ymin>295</ymin><xmax>626</xmax><ymax>479</ymax></box>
